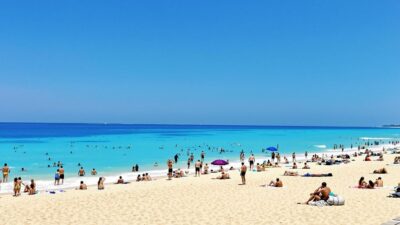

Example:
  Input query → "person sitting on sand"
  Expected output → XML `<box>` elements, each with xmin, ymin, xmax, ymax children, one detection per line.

<box><xmin>302</xmin><ymin>162</ymin><xmax>310</xmax><ymax>169</ymax></box>
<box><xmin>136</xmin><ymin>174</ymin><xmax>142</xmax><ymax>181</ymax></box>
<box><xmin>283</xmin><ymin>171</ymin><xmax>298</xmax><ymax>176</ymax></box>
<box><xmin>256</xmin><ymin>163</ymin><xmax>262</xmax><ymax>172</ymax></box>
<box><xmin>374</xmin><ymin>177</ymin><xmax>383</xmax><ymax>187</ymax></box>
<box><xmin>79</xmin><ymin>181</ymin><xmax>87</xmax><ymax>190</ymax></box>
<box><xmin>376</xmin><ymin>155</ymin><xmax>384</xmax><ymax>161</ymax></box>
<box><xmin>98</xmin><ymin>177</ymin><xmax>105</xmax><ymax>190</ymax></box>
<box><xmin>373</xmin><ymin>168</ymin><xmax>387</xmax><ymax>174</ymax></box>
<box><xmin>91</xmin><ymin>168</ymin><xmax>97</xmax><ymax>175</ymax></box>
<box><xmin>292</xmin><ymin>162</ymin><xmax>298</xmax><ymax>169</ymax></box>
<box><xmin>216</xmin><ymin>171</ymin><xmax>230</xmax><ymax>180</ymax></box>
<box><xmin>28</xmin><ymin>179</ymin><xmax>36</xmax><ymax>195</ymax></box>
<box><xmin>268</xmin><ymin>178</ymin><xmax>283</xmax><ymax>187</ymax></box>
<box><xmin>283</xmin><ymin>156</ymin><xmax>289</xmax><ymax>164</ymax></box>
<box><xmin>203</xmin><ymin>163</ymin><xmax>209</xmax><ymax>174</ymax></box>
<box><xmin>358</xmin><ymin>177</ymin><xmax>368</xmax><ymax>188</ymax></box>
<box><xmin>116</xmin><ymin>176</ymin><xmax>124</xmax><ymax>184</ymax></box>
<box><xmin>305</xmin><ymin>182</ymin><xmax>331</xmax><ymax>204</ymax></box>
<box><xmin>364</xmin><ymin>154</ymin><xmax>371</xmax><ymax>161</ymax></box>
<box><xmin>145</xmin><ymin>173</ymin><xmax>152</xmax><ymax>181</ymax></box>
<box><xmin>394</xmin><ymin>157</ymin><xmax>400</xmax><ymax>164</ymax></box>
<box><xmin>367</xmin><ymin>180</ymin><xmax>375</xmax><ymax>189</ymax></box>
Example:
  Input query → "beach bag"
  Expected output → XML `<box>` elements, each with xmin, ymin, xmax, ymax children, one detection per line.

<box><xmin>327</xmin><ymin>195</ymin><xmax>345</xmax><ymax>206</ymax></box>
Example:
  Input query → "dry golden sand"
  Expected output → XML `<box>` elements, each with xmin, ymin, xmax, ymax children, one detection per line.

<box><xmin>2</xmin><ymin>153</ymin><xmax>400</xmax><ymax>225</ymax></box>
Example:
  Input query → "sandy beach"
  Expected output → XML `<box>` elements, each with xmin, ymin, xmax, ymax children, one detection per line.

<box><xmin>1</xmin><ymin>147</ymin><xmax>399</xmax><ymax>225</ymax></box>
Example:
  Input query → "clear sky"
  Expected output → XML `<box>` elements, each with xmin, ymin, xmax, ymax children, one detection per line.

<box><xmin>0</xmin><ymin>1</ymin><xmax>399</xmax><ymax>126</ymax></box>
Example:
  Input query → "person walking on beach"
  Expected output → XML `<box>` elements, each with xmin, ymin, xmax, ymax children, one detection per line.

<box><xmin>195</xmin><ymin>160</ymin><xmax>201</xmax><ymax>177</ymax></box>
<box><xmin>167</xmin><ymin>159</ymin><xmax>173</xmax><ymax>180</ymax></box>
<box><xmin>249</xmin><ymin>154</ymin><xmax>255</xmax><ymax>170</ymax></box>
<box><xmin>78</xmin><ymin>167</ymin><xmax>85</xmax><ymax>176</ymax></box>
<box><xmin>59</xmin><ymin>166</ymin><xmax>65</xmax><ymax>184</ymax></box>
<box><xmin>187</xmin><ymin>158</ymin><xmax>191</xmax><ymax>169</ymax></box>
<box><xmin>292</xmin><ymin>152</ymin><xmax>296</xmax><ymax>162</ymax></box>
<box><xmin>2</xmin><ymin>163</ymin><xmax>10</xmax><ymax>183</ymax></box>
<box><xmin>271</xmin><ymin>152</ymin><xmax>275</xmax><ymax>162</ymax></box>
<box><xmin>240</xmin><ymin>162</ymin><xmax>247</xmax><ymax>185</ymax></box>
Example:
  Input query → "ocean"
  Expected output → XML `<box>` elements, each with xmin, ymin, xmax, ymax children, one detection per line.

<box><xmin>0</xmin><ymin>123</ymin><xmax>399</xmax><ymax>193</ymax></box>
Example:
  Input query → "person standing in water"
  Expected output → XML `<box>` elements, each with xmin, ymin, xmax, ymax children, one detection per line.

<box><xmin>174</xmin><ymin>154</ymin><xmax>179</xmax><ymax>163</ymax></box>
<box><xmin>200</xmin><ymin>151</ymin><xmax>205</xmax><ymax>162</ymax></box>
<box><xmin>2</xmin><ymin>163</ymin><xmax>10</xmax><ymax>182</ymax></box>
<box><xmin>167</xmin><ymin>159</ymin><xmax>173</xmax><ymax>180</ymax></box>
<box><xmin>305</xmin><ymin>151</ymin><xmax>308</xmax><ymax>160</ymax></box>
<box><xmin>292</xmin><ymin>152</ymin><xmax>296</xmax><ymax>162</ymax></box>
<box><xmin>78</xmin><ymin>167</ymin><xmax>85</xmax><ymax>176</ymax></box>
<box><xmin>240</xmin><ymin>162</ymin><xmax>247</xmax><ymax>185</ymax></box>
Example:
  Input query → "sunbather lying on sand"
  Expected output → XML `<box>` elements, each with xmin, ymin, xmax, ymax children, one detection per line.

<box><xmin>373</xmin><ymin>168</ymin><xmax>387</xmax><ymax>174</ymax></box>
<box><xmin>283</xmin><ymin>171</ymin><xmax>298</xmax><ymax>176</ymax></box>
<box><xmin>268</xmin><ymin>178</ymin><xmax>283</xmax><ymax>187</ymax></box>
<box><xmin>302</xmin><ymin>173</ymin><xmax>332</xmax><ymax>177</ymax></box>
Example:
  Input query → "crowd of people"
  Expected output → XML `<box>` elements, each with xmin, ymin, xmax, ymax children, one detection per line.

<box><xmin>3</xmin><ymin>140</ymin><xmax>400</xmax><ymax>208</ymax></box>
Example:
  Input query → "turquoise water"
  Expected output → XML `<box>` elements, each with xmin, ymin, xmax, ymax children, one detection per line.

<box><xmin>0</xmin><ymin>123</ymin><xmax>399</xmax><ymax>183</ymax></box>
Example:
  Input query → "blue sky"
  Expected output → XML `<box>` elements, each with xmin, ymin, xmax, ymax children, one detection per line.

<box><xmin>0</xmin><ymin>1</ymin><xmax>399</xmax><ymax>126</ymax></box>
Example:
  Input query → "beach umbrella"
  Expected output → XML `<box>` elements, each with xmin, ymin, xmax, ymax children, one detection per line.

<box><xmin>211</xmin><ymin>159</ymin><xmax>229</xmax><ymax>165</ymax></box>
<box><xmin>266</xmin><ymin>147</ymin><xmax>278</xmax><ymax>152</ymax></box>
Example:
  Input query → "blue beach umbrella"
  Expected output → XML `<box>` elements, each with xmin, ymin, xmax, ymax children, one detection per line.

<box><xmin>266</xmin><ymin>147</ymin><xmax>278</xmax><ymax>152</ymax></box>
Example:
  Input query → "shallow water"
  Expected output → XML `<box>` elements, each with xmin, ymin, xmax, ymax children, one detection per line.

<box><xmin>0</xmin><ymin>123</ymin><xmax>399</xmax><ymax>193</ymax></box>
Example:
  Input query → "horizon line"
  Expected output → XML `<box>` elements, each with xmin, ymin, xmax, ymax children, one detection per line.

<box><xmin>0</xmin><ymin>121</ymin><xmax>384</xmax><ymax>128</ymax></box>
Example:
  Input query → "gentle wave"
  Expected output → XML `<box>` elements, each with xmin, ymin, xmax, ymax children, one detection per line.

<box><xmin>314</xmin><ymin>145</ymin><xmax>327</xmax><ymax>149</ymax></box>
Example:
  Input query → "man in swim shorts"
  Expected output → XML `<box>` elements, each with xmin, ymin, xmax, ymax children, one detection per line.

<box><xmin>305</xmin><ymin>182</ymin><xmax>331</xmax><ymax>204</ymax></box>
<box><xmin>167</xmin><ymin>160</ymin><xmax>173</xmax><ymax>180</ymax></box>
<box><xmin>248</xmin><ymin>154</ymin><xmax>255</xmax><ymax>170</ymax></box>
<box><xmin>59</xmin><ymin>166</ymin><xmax>65</xmax><ymax>184</ymax></box>
<box><xmin>240</xmin><ymin>162</ymin><xmax>247</xmax><ymax>185</ymax></box>
<box><xmin>195</xmin><ymin>160</ymin><xmax>201</xmax><ymax>177</ymax></box>
<box><xmin>78</xmin><ymin>167</ymin><xmax>85</xmax><ymax>176</ymax></box>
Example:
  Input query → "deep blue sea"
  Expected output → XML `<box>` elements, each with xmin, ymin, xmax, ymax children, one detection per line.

<box><xmin>0</xmin><ymin>123</ymin><xmax>399</xmax><ymax>191</ymax></box>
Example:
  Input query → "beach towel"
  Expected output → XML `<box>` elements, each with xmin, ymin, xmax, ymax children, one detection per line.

<box><xmin>308</xmin><ymin>200</ymin><xmax>329</xmax><ymax>207</ymax></box>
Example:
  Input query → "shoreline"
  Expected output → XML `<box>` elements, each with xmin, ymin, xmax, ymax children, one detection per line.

<box><xmin>0</xmin><ymin>143</ymin><xmax>395</xmax><ymax>195</ymax></box>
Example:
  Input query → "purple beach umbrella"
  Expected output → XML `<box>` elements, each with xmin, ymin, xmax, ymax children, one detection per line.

<box><xmin>211</xmin><ymin>159</ymin><xmax>229</xmax><ymax>166</ymax></box>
